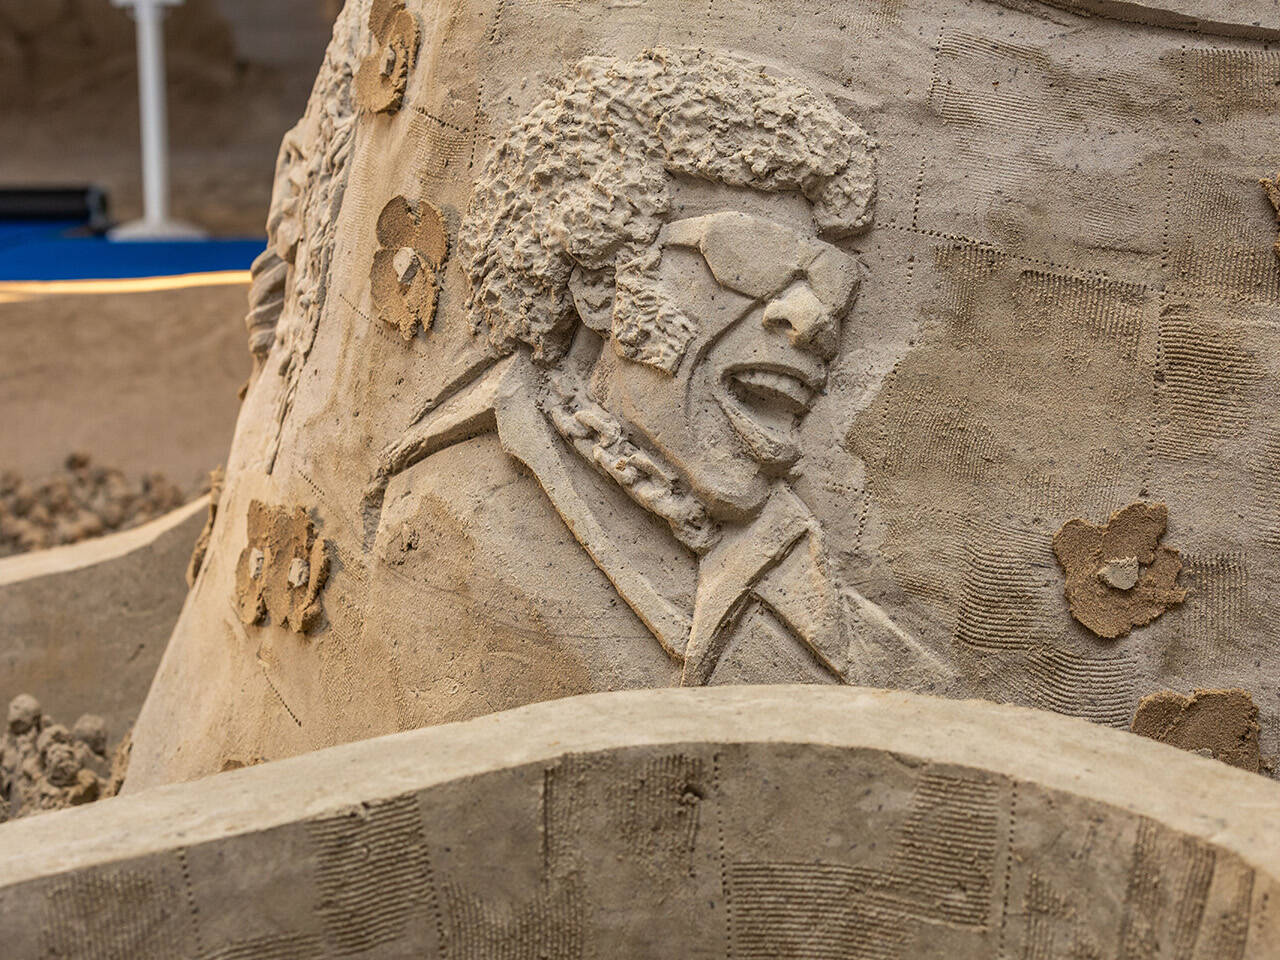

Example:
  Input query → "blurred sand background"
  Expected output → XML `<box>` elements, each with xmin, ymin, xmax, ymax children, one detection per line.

<box><xmin>0</xmin><ymin>0</ymin><xmax>336</xmax><ymax>499</ymax></box>
<box><xmin>0</xmin><ymin>0</ymin><xmax>337</xmax><ymax>233</ymax></box>
<box><xmin>0</xmin><ymin>1</ymin><xmax>339</xmax><ymax>744</ymax></box>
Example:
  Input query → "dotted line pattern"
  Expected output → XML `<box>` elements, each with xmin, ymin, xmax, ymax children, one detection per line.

<box><xmin>176</xmin><ymin>847</ymin><xmax>205</xmax><ymax>957</ymax></box>
<box><xmin>261</xmin><ymin>666</ymin><xmax>303</xmax><ymax>728</ymax></box>
<box><xmin>996</xmin><ymin>780</ymin><xmax>1019</xmax><ymax>959</ymax></box>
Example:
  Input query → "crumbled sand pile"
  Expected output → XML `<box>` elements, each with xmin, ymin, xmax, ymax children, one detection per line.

<box><xmin>0</xmin><ymin>694</ymin><xmax>115</xmax><ymax>821</ymax></box>
<box><xmin>0</xmin><ymin>454</ymin><xmax>195</xmax><ymax>558</ymax></box>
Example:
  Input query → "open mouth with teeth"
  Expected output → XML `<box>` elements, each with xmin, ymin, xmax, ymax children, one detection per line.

<box><xmin>716</xmin><ymin>363</ymin><xmax>823</xmax><ymax>469</ymax></box>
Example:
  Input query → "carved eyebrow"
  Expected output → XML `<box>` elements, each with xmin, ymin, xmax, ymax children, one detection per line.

<box><xmin>662</xmin><ymin>211</ymin><xmax>832</xmax><ymax>255</ymax></box>
<box><xmin>661</xmin><ymin>211</ymin><xmax>815</xmax><ymax>245</ymax></box>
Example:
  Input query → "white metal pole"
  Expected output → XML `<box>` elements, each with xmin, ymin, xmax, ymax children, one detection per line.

<box><xmin>110</xmin><ymin>0</ymin><xmax>204</xmax><ymax>239</ymax></box>
<box><xmin>134</xmin><ymin>0</ymin><xmax>170</xmax><ymax>226</ymax></box>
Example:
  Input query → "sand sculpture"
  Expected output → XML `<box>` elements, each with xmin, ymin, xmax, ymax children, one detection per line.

<box><xmin>5</xmin><ymin>2</ymin><xmax>1280</xmax><ymax>954</ymax></box>
<box><xmin>3</xmin><ymin>689</ymin><xmax>1280</xmax><ymax>957</ymax></box>
<box><xmin>1132</xmin><ymin>686</ymin><xmax>1264</xmax><ymax>772</ymax></box>
<box><xmin>233</xmin><ymin>499</ymin><xmax>331</xmax><ymax>634</ymax></box>
<box><xmin>369</xmin><ymin>194</ymin><xmax>449</xmax><ymax>339</ymax></box>
<box><xmin>118</xmin><ymin>0</ymin><xmax>1280</xmax><ymax>791</ymax></box>
<box><xmin>354</xmin><ymin>0</ymin><xmax>420</xmax><ymax>115</ymax></box>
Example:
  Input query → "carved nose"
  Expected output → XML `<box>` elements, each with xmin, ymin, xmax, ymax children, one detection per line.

<box><xmin>761</xmin><ymin>283</ymin><xmax>839</xmax><ymax>359</ymax></box>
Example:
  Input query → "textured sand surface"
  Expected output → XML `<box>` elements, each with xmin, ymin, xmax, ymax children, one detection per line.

<box><xmin>121</xmin><ymin>0</ymin><xmax>1280</xmax><ymax>789</ymax></box>
<box><xmin>5</xmin><ymin>687</ymin><xmax>1280</xmax><ymax>957</ymax></box>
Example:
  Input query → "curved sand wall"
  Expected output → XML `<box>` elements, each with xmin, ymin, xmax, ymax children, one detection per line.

<box><xmin>0</xmin><ymin>497</ymin><xmax>207</xmax><ymax>745</ymax></box>
<box><xmin>2</xmin><ymin>687</ymin><xmax>1278</xmax><ymax>957</ymax></box>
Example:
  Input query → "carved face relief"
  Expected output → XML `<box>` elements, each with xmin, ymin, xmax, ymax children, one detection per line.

<box><xmin>266</xmin><ymin>130</ymin><xmax>306</xmax><ymax>266</ymax></box>
<box><xmin>599</xmin><ymin>197</ymin><xmax>860</xmax><ymax>518</ymax></box>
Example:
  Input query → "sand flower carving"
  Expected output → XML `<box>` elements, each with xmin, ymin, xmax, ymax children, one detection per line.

<box><xmin>370</xmin><ymin>195</ymin><xmax>450</xmax><ymax>340</ymax></box>
<box><xmin>234</xmin><ymin>500</ymin><xmax>330</xmax><ymax>635</ymax></box>
<box><xmin>355</xmin><ymin>0</ymin><xmax>420</xmax><ymax>115</ymax></box>
<box><xmin>1052</xmin><ymin>501</ymin><xmax>1186</xmax><ymax>640</ymax></box>
<box><xmin>1131</xmin><ymin>688</ymin><xmax>1262</xmax><ymax>772</ymax></box>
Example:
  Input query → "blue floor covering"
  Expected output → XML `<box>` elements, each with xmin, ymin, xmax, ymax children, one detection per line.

<box><xmin>0</xmin><ymin>221</ymin><xmax>264</xmax><ymax>282</ymax></box>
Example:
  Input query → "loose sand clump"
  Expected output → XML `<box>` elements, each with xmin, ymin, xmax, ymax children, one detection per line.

<box><xmin>0</xmin><ymin>694</ymin><xmax>113</xmax><ymax>821</ymax></box>
<box><xmin>0</xmin><ymin>454</ymin><xmax>193</xmax><ymax>558</ymax></box>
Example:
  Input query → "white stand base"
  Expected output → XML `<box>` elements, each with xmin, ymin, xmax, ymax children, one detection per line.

<box><xmin>108</xmin><ymin>218</ymin><xmax>208</xmax><ymax>241</ymax></box>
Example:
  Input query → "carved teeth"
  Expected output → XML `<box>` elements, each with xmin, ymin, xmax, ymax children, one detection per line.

<box><xmin>727</xmin><ymin>368</ymin><xmax>814</xmax><ymax>413</ymax></box>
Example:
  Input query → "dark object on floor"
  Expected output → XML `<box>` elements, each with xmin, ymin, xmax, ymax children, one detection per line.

<box><xmin>0</xmin><ymin>186</ymin><xmax>110</xmax><ymax>233</ymax></box>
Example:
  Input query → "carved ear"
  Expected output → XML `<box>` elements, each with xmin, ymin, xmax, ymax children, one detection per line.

<box><xmin>568</xmin><ymin>265</ymin><xmax>615</xmax><ymax>335</ymax></box>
